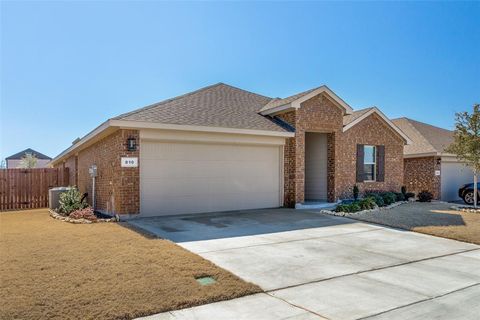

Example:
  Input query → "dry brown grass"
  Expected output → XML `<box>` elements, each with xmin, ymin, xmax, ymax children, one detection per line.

<box><xmin>0</xmin><ymin>209</ymin><xmax>261</xmax><ymax>320</ymax></box>
<box><xmin>350</xmin><ymin>202</ymin><xmax>480</xmax><ymax>245</ymax></box>
<box><xmin>412</xmin><ymin>209</ymin><xmax>480</xmax><ymax>244</ymax></box>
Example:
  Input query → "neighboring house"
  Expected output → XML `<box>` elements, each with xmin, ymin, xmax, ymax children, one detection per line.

<box><xmin>5</xmin><ymin>148</ymin><xmax>52</xmax><ymax>168</ymax></box>
<box><xmin>392</xmin><ymin>118</ymin><xmax>474</xmax><ymax>201</ymax></box>
<box><xmin>50</xmin><ymin>83</ymin><xmax>410</xmax><ymax>217</ymax></box>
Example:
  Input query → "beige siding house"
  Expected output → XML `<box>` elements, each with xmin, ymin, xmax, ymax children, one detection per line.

<box><xmin>6</xmin><ymin>148</ymin><xmax>51</xmax><ymax>168</ymax></box>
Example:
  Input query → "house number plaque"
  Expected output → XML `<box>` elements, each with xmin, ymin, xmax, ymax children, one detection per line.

<box><xmin>121</xmin><ymin>157</ymin><xmax>138</xmax><ymax>167</ymax></box>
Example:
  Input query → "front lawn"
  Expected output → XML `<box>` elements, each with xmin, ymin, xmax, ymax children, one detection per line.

<box><xmin>0</xmin><ymin>209</ymin><xmax>260</xmax><ymax>320</ymax></box>
<box><xmin>348</xmin><ymin>202</ymin><xmax>480</xmax><ymax>244</ymax></box>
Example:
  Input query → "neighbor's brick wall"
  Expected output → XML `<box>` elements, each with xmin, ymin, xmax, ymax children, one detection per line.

<box><xmin>55</xmin><ymin>129</ymin><xmax>140</xmax><ymax>215</ymax></box>
<box><xmin>404</xmin><ymin>156</ymin><xmax>441</xmax><ymax>199</ymax></box>
<box><xmin>336</xmin><ymin>113</ymin><xmax>404</xmax><ymax>199</ymax></box>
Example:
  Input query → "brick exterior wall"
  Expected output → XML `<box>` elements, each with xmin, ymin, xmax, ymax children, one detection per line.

<box><xmin>53</xmin><ymin>92</ymin><xmax>405</xmax><ymax>212</ymax></box>
<box><xmin>63</xmin><ymin>155</ymin><xmax>77</xmax><ymax>186</ymax></box>
<box><xmin>277</xmin><ymin>112</ymin><xmax>297</xmax><ymax>207</ymax></box>
<box><xmin>55</xmin><ymin>129</ymin><xmax>140</xmax><ymax>215</ymax></box>
<box><xmin>404</xmin><ymin>156</ymin><xmax>441</xmax><ymax>199</ymax></box>
<box><xmin>279</xmin><ymin>94</ymin><xmax>405</xmax><ymax>207</ymax></box>
<box><xmin>337</xmin><ymin>113</ymin><xmax>405</xmax><ymax>198</ymax></box>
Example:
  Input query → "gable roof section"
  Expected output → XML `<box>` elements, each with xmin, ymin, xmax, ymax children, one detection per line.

<box><xmin>391</xmin><ymin>118</ymin><xmax>454</xmax><ymax>156</ymax></box>
<box><xmin>343</xmin><ymin>107</ymin><xmax>412</xmax><ymax>144</ymax></box>
<box><xmin>343</xmin><ymin>107</ymin><xmax>374</xmax><ymax>126</ymax></box>
<box><xmin>114</xmin><ymin>83</ymin><xmax>287</xmax><ymax>133</ymax></box>
<box><xmin>259</xmin><ymin>85</ymin><xmax>353</xmax><ymax>115</ymax></box>
<box><xmin>6</xmin><ymin>148</ymin><xmax>51</xmax><ymax>160</ymax></box>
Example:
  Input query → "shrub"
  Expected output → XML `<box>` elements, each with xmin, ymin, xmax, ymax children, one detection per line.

<box><xmin>335</xmin><ymin>204</ymin><xmax>350</xmax><ymax>213</ymax></box>
<box><xmin>365</xmin><ymin>193</ymin><xmax>385</xmax><ymax>207</ymax></box>
<box><xmin>405</xmin><ymin>192</ymin><xmax>415</xmax><ymax>199</ymax></box>
<box><xmin>353</xmin><ymin>185</ymin><xmax>359</xmax><ymax>201</ymax></box>
<box><xmin>335</xmin><ymin>201</ymin><xmax>365</xmax><ymax>213</ymax></box>
<box><xmin>394</xmin><ymin>192</ymin><xmax>405</xmax><ymax>202</ymax></box>
<box><xmin>69</xmin><ymin>207</ymin><xmax>97</xmax><ymax>221</ymax></box>
<box><xmin>350</xmin><ymin>203</ymin><xmax>361</xmax><ymax>212</ymax></box>
<box><xmin>418</xmin><ymin>190</ymin><xmax>433</xmax><ymax>202</ymax></box>
<box><xmin>401</xmin><ymin>186</ymin><xmax>407</xmax><ymax>197</ymax></box>
<box><xmin>58</xmin><ymin>188</ymin><xmax>88</xmax><ymax>215</ymax></box>
<box><xmin>359</xmin><ymin>197</ymin><xmax>376</xmax><ymax>210</ymax></box>
<box><xmin>382</xmin><ymin>192</ymin><xmax>397</xmax><ymax>206</ymax></box>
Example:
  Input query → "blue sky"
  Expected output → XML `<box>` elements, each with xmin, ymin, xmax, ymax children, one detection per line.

<box><xmin>1</xmin><ymin>1</ymin><xmax>479</xmax><ymax>161</ymax></box>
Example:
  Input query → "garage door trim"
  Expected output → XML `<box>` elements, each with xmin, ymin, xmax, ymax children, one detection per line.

<box><xmin>139</xmin><ymin>129</ymin><xmax>285</xmax><ymax>216</ymax></box>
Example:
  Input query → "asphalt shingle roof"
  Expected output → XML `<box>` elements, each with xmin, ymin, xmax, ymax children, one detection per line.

<box><xmin>343</xmin><ymin>107</ymin><xmax>375</xmax><ymax>126</ymax></box>
<box><xmin>258</xmin><ymin>86</ymin><xmax>323</xmax><ymax>113</ymax></box>
<box><xmin>113</xmin><ymin>83</ymin><xmax>288</xmax><ymax>132</ymax></box>
<box><xmin>391</xmin><ymin>118</ymin><xmax>454</xmax><ymax>155</ymax></box>
<box><xmin>6</xmin><ymin>148</ymin><xmax>51</xmax><ymax>160</ymax></box>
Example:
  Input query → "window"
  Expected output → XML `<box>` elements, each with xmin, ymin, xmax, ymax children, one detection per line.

<box><xmin>363</xmin><ymin>145</ymin><xmax>376</xmax><ymax>181</ymax></box>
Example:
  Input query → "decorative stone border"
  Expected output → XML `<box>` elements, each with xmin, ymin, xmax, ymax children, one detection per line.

<box><xmin>320</xmin><ymin>201</ymin><xmax>409</xmax><ymax>218</ymax></box>
<box><xmin>450</xmin><ymin>205</ymin><xmax>480</xmax><ymax>214</ymax></box>
<box><xmin>49</xmin><ymin>209</ymin><xmax>118</xmax><ymax>223</ymax></box>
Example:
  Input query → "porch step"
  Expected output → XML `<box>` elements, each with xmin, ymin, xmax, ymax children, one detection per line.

<box><xmin>295</xmin><ymin>201</ymin><xmax>340</xmax><ymax>210</ymax></box>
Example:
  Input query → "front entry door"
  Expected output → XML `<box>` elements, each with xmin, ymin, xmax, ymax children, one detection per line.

<box><xmin>305</xmin><ymin>133</ymin><xmax>328</xmax><ymax>201</ymax></box>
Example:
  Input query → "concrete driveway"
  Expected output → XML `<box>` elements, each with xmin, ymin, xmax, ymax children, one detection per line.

<box><xmin>131</xmin><ymin>208</ymin><xmax>480</xmax><ymax>320</ymax></box>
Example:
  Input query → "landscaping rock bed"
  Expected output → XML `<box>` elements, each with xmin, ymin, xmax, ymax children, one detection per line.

<box><xmin>49</xmin><ymin>209</ymin><xmax>118</xmax><ymax>223</ymax></box>
<box><xmin>450</xmin><ymin>205</ymin><xmax>480</xmax><ymax>214</ymax></box>
<box><xmin>320</xmin><ymin>201</ymin><xmax>408</xmax><ymax>218</ymax></box>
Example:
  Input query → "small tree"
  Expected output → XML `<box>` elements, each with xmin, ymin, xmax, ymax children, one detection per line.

<box><xmin>446</xmin><ymin>104</ymin><xmax>480</xmax><ymax>207</ymax></box>
<box><xmin>353</xmin><ymin>185</ymin><xmax>359</xmax><ymax>201</ymax></box>
<box><xmin>18</xmin><ymin>153</ymin><xmax>38</xmax><ymax>168</ymax></box>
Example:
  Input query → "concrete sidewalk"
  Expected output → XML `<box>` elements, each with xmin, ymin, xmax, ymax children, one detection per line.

<box><xmin>133</xmin><ymin>209</ymin><xmax>480</xmax><ymax>320</ymax></box>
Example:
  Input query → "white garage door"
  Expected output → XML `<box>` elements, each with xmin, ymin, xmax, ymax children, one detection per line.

<box><xmin>441</xmin><ymin>161</ymin><xmax>474</xmax><ymax>201</ymax></box>
<box><xmin>140</xmin><ymin>141</ymin><xmax>282</xmax><ymax>216</ymax></box>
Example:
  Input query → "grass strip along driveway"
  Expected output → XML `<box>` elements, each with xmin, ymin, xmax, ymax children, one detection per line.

<box><xmin>349</xmin><ymin>202</ymin><xmax>480</xmax><ymax>245</ymax></box>
<box><xmin>0</xmin><ymin>209</ymin><xmax>260</xmax><ymax>320</ymax></box>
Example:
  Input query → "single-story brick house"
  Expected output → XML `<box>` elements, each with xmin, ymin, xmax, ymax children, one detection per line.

<box><xmin>392</xmin><ymin>118</ymin><xmax>474</xmax><ymax>202</ymax></box>
<box><xmin>50</xmin><ymin>83</ymin><xmax>411</xmax><ymax>217</ymax></box>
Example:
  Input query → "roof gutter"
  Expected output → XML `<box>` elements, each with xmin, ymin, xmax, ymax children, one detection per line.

<box><xmin>259</xmin><ymin>85</ymin><xmax>354</xmax><ymax>116</ymax></box>
<box><xmin>404</xmin><ymin>152</ymin><xmax>457</xmax><ymax>159</ymax></box>
<box><xmin>49</xmin><ymin>119</ymin><xmax>294</xmax><ymax>166</ymax></box>
<box><xmin>49</xmin><ymin>120</ymin><xmax>112</xmax><ymax>166</ymax></box>
<box><xmin>343</xmin><ymin>107</ymin><xmax>413</xmax><ymax>145</ymax></box>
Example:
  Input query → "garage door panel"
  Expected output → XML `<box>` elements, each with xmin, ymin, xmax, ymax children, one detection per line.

<box><xmin>142</xmin><ymin>142</ymin><xmax>277</xmax><ymax>161</ymax></box>
<box><xmin>140</xmin><ymin>141</ymin><xmax>281</xmax><ymax>216</ymax></box>
<box><xmin>441</xmin><ymin>162</ymin><xmax>474</xmax><ymax>201</ymax></box>
<box><xmin>142</xmin><ymin>160</ymin><xmax>278</xmax><ymax>180</ymax></box>
<box><xmin>141</xmin><ymin>175</ymin><xmax>279</xmax><ymax>198</ymax></box>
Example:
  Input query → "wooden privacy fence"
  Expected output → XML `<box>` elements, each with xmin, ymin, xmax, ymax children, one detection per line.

<box><xmin>0</xmin><ymin>168</ymin><xmax>69</xmax><ymax>211</ymax></box>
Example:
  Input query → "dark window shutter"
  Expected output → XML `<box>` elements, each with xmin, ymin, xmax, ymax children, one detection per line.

<box><xmin>356</xmin><ymin>144</ymin><xmax>364</xmax><ymax>182</ymax></box>
<box><xmin>377</xmin><ymin>145</ymin><xmax>385</xmax><ymax>182</ymax></box>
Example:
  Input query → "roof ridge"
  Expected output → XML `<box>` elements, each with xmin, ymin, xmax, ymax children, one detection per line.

<box><xmin>113</xmin><ymin>83</ymin><xmax>273</xmax><ymax>120</ymax></box>
<box><xmin>215</xmin><ymin>83</ymin><xmax>273</xmax><ymax>100</ymax></box>
<box><xmin>112</xmin><ymin>82</ymin><xmax>226</xmax><ymax>120</ymax></box>
<box><xmin>6</xmin><ymin>148</ymin><xmax>51</xmax><ymax>160</ymax></box>
<box><xmin>405</xmin><ymin>117</ymin><xmax>453</xmax><ymax>133</ymax></box>
<box><xmin>403</xmin><ymin>119</ymin><xmax>436</xmax><ymax>152</ymax></box>
<box><xmin>351</xmin><ymin>107</ymin><xmax>375</xmax><ymax>113</ymax></box>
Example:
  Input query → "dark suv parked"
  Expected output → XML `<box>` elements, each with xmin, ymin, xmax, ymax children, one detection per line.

<box><xmin>458</xmin><ymin>183</ymin><xmax>480</xmax><ymax>205</ymax></box>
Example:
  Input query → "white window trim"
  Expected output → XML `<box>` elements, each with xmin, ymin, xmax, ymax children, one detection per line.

<box><xmin>364</xmin><ymin>145</ymin><xmax>377</xmax><ymax>182</ymax></box>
